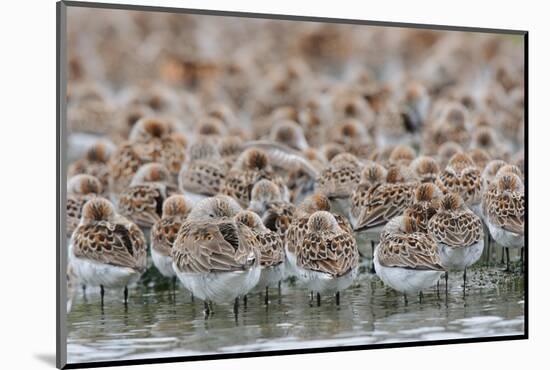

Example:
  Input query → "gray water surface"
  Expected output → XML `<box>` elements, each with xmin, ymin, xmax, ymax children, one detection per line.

<box><xmin>67</xmin><ymin>264</ymin><xmax>525</xmax><ymax>364</ymax></box>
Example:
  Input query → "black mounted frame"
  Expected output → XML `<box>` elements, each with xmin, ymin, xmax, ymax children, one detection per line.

<box><xmin>56</xmin><ymin>1</ymin><xmax>529</xmax><ymax>368</ymax></box>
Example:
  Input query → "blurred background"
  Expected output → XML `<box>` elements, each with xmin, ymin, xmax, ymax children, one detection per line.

<box><xmin>66</xmin><ymin>7</ymin><xmax>524</xmax><ymax>161</ymax></box>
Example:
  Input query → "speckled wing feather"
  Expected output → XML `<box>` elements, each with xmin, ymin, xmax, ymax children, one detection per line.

<box><xmin>255</xmin><ymin>229</ymin><xmax>285</xmax><ymax>267</ymax></box>
<box><xmin>173</xmin><ymin>220</ymin><xmax>259</xmax><ymax>273</ymax></box>
<box><xmin>350</xmin><ymin>183</ymin><xmax>371</xmax><ymax>220</ymax></box>
<box><xmin>334</xmin><ymin>214</ymin><xmax>353</xmax><ymax>234</ymax></box>
<box><xmin>118</xmin><ymin>184</ymin><xmax>166</xmax><ymax>228</ymax></box>
<box><xmin>133</xmin><ymin>139</ymin><xmax>181</xmax><ymax>170</ymax></box>
<box><xmin>221</xmin><ymin>170</ymin><xmax>264</xmax><ymax>207</ymax></box>
<box><xmin>72</xmin><ymin>221</ymin><xmax>146</xmax><ymax>272</ymax></box>
<box><xmin>68</xmin><ymin>161</ymin><xmax>110</xmax><ymax>196</ymax></box>
<box><xmin>297</xmin><ymin>231</ymin><xmax>359</xmax><ymax>277</ymax></box>
<box><xmin>180</xmin><ymin>161</ymin><xmax>226</xmax><ymax>195</ymax></box>
<box><xmin>127</xmin><ymin>221</ymin><xmax>147</xmax><ymax>270</ymax></box>
<box><xmin>315</xmin><ymin>165</ymin><xmax>360</xmax><ymax>199</ymax></box>
<box><xmin>108</xmin><ymin>142</ymin><xmax>143</xmax><ymax>195</ymax></box>
<box><xmin>286</xmin><ymin>216</ymin><xmax>309</xmax><ymax>255</ymax></box>
<box><xmin>377</xmin><ymin>233</ymin><xmax>444</xmax><ymax>270</ymax></box>
<box><xmin>404</xmin><ymin>201</ymin><xmax>438</xmax><ymax>233</ymax></box>
<box><xmin>66</xmin><ymin>194</ymin><xmax>96</xmax><ymax>237</ymax></box>
<box><xmin>486</xmin><ymin>192</ymin><xmax>524</xmax><ymax>234</ymax></box>
<box><xmin>481</xmin><ymin>184</ymin><xmax>498</xmax><ymax>217</ymax></box>
<box><xmin>354</xmin><ymin>183</ymin><xmax>416</xmax><ymax>230</ymax></box>
<box><xmin>151</xmin><ymin>216</ymin><xmax>186</xmax><ymax>257</ymax></box>
<box><xmin>437</xmin><ymin>168</ymin><xmax>482</xmax><ymax>205</ymax></box>
<box><xmin>262</xmin><ymin>201</ymin><xmax>297</xmax><ymax>236</ymax></box>
<box><xmin>158</xmin><ymin>139</ymin><xmax>185</xmax><ymax>176</ymax></box>
<box><xmin>428</xmin><ymin>211</ymin><xmax>483</xmax><ymax>248</ymax></box>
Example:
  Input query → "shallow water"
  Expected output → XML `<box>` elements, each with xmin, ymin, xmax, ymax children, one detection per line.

<box><xmin>67</xmin><ymin>260</ymin><xmax>525</xmax><ymax>365</ymax></box>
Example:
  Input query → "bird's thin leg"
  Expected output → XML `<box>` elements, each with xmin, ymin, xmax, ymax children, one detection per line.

<box><xmin>485</xmin><ymin>233</ymin><xmax>491</xmax><ymax>267</ymax></box>
<box><xmin>436</xmin><ymin>280</ymin><xmax>440</xmax><ymax>300</ymax></box>
<box><xmin>82</xmin><ymin>284</ymin><xmax>88</xmax><ymax>303</ymax></box>
<box><xmin>335</xmin><ymin>291</ymin><xmax>340</xmax><ymax>306</ymax></box>
<box><xmin>316</xmin><ymin>292</ymin><xmax>321</xmax><ymax>307</ymax></box>
<box><xmin>264</xmin><ymin>286</ymin><xmax>269</xmax><ymax>305</ymax></box>
<box><xmin>243</xmin><ymin>295</ymin><xmax>248</xmax><ymax>308</ymax></box>
<box><xmin>278</xmin><ymin>280</ymin><xmax>282</xmax><ymax>295</ymax></box>
<box><xmin>506</xmin><ymin>248</ymin><xmax>511</xmax><ymax>272</ymax></box>
<box><xmin>233</xmin><ymin>297</ymin><xmax>239</xmax><ymax>316</ymax></box>
<box><xmin>124</xmin><ymin>286</ymin><xmax>128</xmax><ymax>306</ymax></box>
<box><xmin>404</xmin><ymin>293</ymin><xmax>408</xmax><ymax>305</ymax></box>
<box><xmin>190</xmin><ymin>293</ymin><xmax>194</xmax><ymax>303</ymax></box>
<box><xmin>204</xmin><ymin>301</ymin><xmax>210</xmax><ymax>317</ymax></box>
<box><xmin>370</xmin><ymin>241</ymin><xmax>376</xmax><ymax>273</ymax></box>
<box><xmin>445</xmin><ymin>272</ymin><xmax>449</xmax><ymax>296</ymax></box>
<box><xmin>419</xmin><ymin>291</ymin><xmax>423</xmax><ymax>304</ymax></box>
<box><xmin>100</xmin><ymin>285</ymin><xmax>105</xmax><ymax>307</ymax></box>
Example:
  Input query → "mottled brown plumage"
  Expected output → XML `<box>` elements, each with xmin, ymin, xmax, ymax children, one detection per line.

<box><xmin>286</xmin><ymin>194</ymin><xmax>351</xmax><ymax>255</ymax></box>
<box><xmin>315</xmin><ymin>153</ymin><xmax>361</xmax><ymax>199</ymax></box>
<box><xmin>67</xmin><ymin>195</ymin><xmax>97</xmax><ymax>238</ymax></box>
<box><xmin>68</xmin><ymin>142</ymin><xmax>112</xmax><ymax>195</ymax></box>
<box><xmin>71</xmin><ymin>199</ymin><xmax>147</xmax><ymax>272</ymax></box>
<box><xmin>483</xmin><ymin>174</ymin><xmax>524</xmax><ymax>234</ymax></box>
<box><xmin>410</xmin><ymin>156</ymin><xmax>440</xmax><ymax>183</ymax></box>
<box><xmin>428</xmin><ymin>193</ymin><xmax>483</xmax><ymax>248</ymax></box>
<box><xmin>221</xmin><ymin>149</ymin><xmax>286</xmax><ymax>208</ymax></box>
<box><xmin>151</xmin><ymin>195</ymin><xmax>190</xmax><ymax>257</ymax></box>
<box><xmin>118</xmin><ymin>163</ymin><xmax>175</xmax><ymax>228</ymax></box>
<box><xmin>235</xmin><ymin>211</ymin><xmax>284</xmax><ymax>268</ymax></box>
<box><xmin>296</xmin><ymin>212</ymin><xmax>359</xmax><ymax>277</ymax></box>
<box><xmin>377</xmin><ymin>232</ymin><xmax>444</xmax><ymax>270</ymax></box>
<box><xmin>118</xmin><ymin>184</ymin><xmax>166</xmax><ymax>228</ymax></box>
<box><xmin>172</xmin><ymin>220</ymin><xmax>260</xmax><ymax>273</ymax></box>
<box><xmin>351</xmin><ymin>167</ymin><xmax>417</xmax><ymax>231</ymax></box>
<box><xmin>388</xmin><ymin>145</ymin><xmax>416</xmax><ymax>167</ymax></box>
<box><xmin>403</xmin><ymin>183</ymin><xmax>442</xmax><ymax>233</ymax></box>
<box><xmin>108</xmin><ymin>118</ymin><xmax>185</xmax><ymax>196</ymax></box>
<box><xmin>436</xmin><ymin>153</ymin><xmax>482</xmax><ymax>207</ymax></box>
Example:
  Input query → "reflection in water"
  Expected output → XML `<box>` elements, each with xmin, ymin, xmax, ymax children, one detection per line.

<box><xmin>67</xmin><ymin>268</ymin><xmax>524</xmax><ymax>364</ymax></box>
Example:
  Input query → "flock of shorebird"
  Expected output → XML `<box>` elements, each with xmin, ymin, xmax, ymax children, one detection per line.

<box><xmin>64</xmin><ymin>16</ymin><xmax>525</xmax><ymax>315</ymax></box>
<box><xmin>65</xmin><ymin>109</ymin><xmax>525</xmax><ymax>314</ymax></box>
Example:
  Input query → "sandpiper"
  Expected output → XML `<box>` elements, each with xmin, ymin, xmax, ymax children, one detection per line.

<box><xmin>374</xmin><ymin>215</ymin><xmax>445</xmax><ymax>303</ymax></box>
<box><xmin>295</xmin><ymin>211</ymin><xmax>359</xmax><ymax>306</ymax></box>
<box><xmin>351</xmin><ymin>165</ymin><xmax>417</xmax><ymax>267</ymax></box>
<box><xmin>248</xmin><ymin>179</ymin><xmax>296</xmax><ymax>237</ymax></box>
<box><xmin>286</xmin><ymin>194</ymin><xmax>351</xmax><ymax>278</ymax></box>
<box><xmin>117</xmin><ymin>162</ymin><xmax>176</xmax><ymax>230</ymax></box>
<box><xmin>428</xmin><ymin>193</ymin><xmax>484</xmax><ymax>292</ymax></box>
<box><xmin>178</xmin><ymin>137</ymin><xmax>227</xmax><ymax>206</ymax></box>
<box><xmin>171</xmin><ymin>195</ymin><xmax>260</xmax><ymax>315</ymax></box>
<box><xmin>150</xmin><ymin>195</ymin><xmax>191</xmax><ymax>284</ymax></box>
<box><xmin>437</xmin><ymin>152</ymin><xmax>483</xmax><ymax>217</ymax></box>
<box><xmin>221</xmin><ymin>148</ymin><xmax>289</xmax><ymax>208</ymax></box>
<box><xmin>235</xmin><ymin>210</ymin><xmax>285</xmax><ymax>304</ymax></box>
<box><xmin>69</xmin><ymin>198</ymin><xmax>147</xmax><ymax>306</ymax></box>
<box><xmin>483</xmin><ymin>173</ymin><xmax>525</xmax><ymax>271</ymax></box>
